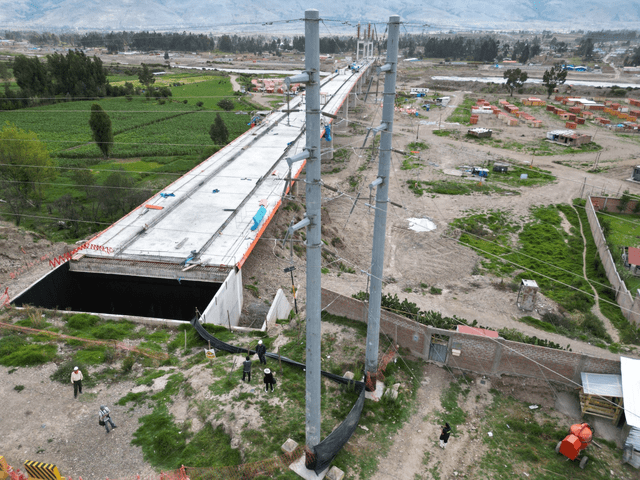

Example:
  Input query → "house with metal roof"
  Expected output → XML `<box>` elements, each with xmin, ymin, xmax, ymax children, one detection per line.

<box><xmin>546</xmin><ymin>130</ymin><xmax>592</xmax><ymax>147</ymax></box>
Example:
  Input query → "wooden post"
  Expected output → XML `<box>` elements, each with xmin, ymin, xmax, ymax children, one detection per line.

<box><xmin>227</xmin><ymin>311</ymin><xmax>232</xmax><ymax>331</ymax></box>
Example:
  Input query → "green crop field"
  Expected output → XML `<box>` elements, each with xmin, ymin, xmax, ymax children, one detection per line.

<box><xmin>170</xmin><ymin>78</ymin><xmax>238</xmax><ymax>109</ymax></box>
<box><xmin>0</xmin><ymin>71</ymin><xmax>253</xmax><ymax>241</ymax></box>
<box><xmin>0</xmin><ymin>97</ymin><xmax>200</xmax><ymax>153</ymax></box>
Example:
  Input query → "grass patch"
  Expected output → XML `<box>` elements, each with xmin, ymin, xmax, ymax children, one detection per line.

<box><xmin>488</xmin><ymin>162</ymin><xmax>555</xmax><ymax>187</ymax></box>
<box><xmin>448</xmin><ymin>96</ymin><xmax>476</xmax><ymax>125</ymax></box>
<box><xmin>452</xmin><ymin>203</ymin><xmax>634</xmax><ymax>344</ymax></box>
<box><xmin>437</xmin><ymin>379</ymin><xmax>468</xmax><ymax>433</ymax></box>
<box><xmin>132</xmin><ymin>408</ymin><xmax>241</xmax><ymax>470</ymax></box>
<box><xmin>476</xmin><ymin>390</ymin><xmax>629</xmax><ymax>479</ymax></box>
<box><xmin>0</xmin><ymin>335</ymin><xmax>58</xmax><ymax>367</ymax></box>
<box><xmin>433</xmin><ymin>129</ymin><xmax>452</xmax><ymax>137</ymax></box>
<box><xmin>117</xmin><ymin>391</ymin><xmax>149</xmax><ymax>406</ymax></box>
<box><xmin>407</xmin><ymin>179</ymin><xmax>518</xmax><ymax>197</ymax></box>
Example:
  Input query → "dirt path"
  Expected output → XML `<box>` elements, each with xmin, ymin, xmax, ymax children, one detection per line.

<box><xmin>0</xmin><ymin>364</ymin><xmax>156</xmax><ymax>480</ymax></box>
<box><xmin>571</xmin><ymin>203</ymin><xmax>621</xmax><ymax>343</ymax></box>
<box><xmin>229</xmin><ymin>75</ymin><xmax>241</xmax><ymax>92</ymax></box>
<box><xmin>371</xmin><ymin>365</ymin><xmax>492</xmax><ymax>480</ymax></box>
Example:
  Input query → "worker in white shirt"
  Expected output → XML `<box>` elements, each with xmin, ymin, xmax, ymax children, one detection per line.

<box><xmin>71</xmin><ymin>366</ymin><xmax>83</xmax><ymax>398</ymax></box>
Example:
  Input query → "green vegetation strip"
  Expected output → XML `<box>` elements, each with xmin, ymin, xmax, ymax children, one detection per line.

<box><xmin>408</xmin><ymin>179</ymin><xmax>518</xmax><ymax>197</ymax></box>
<box><xmin>451</xmin><ymin>204</ymin><xmax>640</xmax><ymax>345</ymax></box>
<box><xmin>477</xmin><ymin>390</ymin><xmax>627</xmax><ymax>479</ymax></box>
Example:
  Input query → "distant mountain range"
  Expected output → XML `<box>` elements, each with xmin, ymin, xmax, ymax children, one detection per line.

<box><xmin>0</xmin><ymin>0</ymin><xmax>638</xmax><ymax>33</ymax></box>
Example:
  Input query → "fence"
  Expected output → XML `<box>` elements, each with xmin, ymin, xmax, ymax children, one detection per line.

<box><xmin>321</xmin><ymin>288</ymin><xmax>621</xmax><ymax>386</ymax></box>
<box><xmin>585</xmin><ymin>196</ymin><xmax>640</xmax><ymax>326</ymax></box>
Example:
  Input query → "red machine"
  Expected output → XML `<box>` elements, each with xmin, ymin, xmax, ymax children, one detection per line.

<box><xmin>555</xmin><ymin>423</ymin><xmax>593</xmax><ymax>469</ymax></box>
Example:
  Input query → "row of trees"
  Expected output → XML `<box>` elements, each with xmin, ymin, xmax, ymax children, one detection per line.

<box><xmin>408</xmin><ymin>35</ymin><xmax>543</xmax><ymax>63</ymax></box>
<box><xmin>416</xmin><ymin>36</ymin><xmax>500</xmax><ymax>62</ymax></box>
<box><xmin>10</xmin><ymin>50</ymin><xmax>107</xmax><ymax>98</ymax></box>
<box><xmin>10</xmin><ymin>29</ymin><xmax>355</xmax><ymax>56</ymax></box>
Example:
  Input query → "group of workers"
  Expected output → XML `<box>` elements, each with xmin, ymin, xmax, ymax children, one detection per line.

<box><xmin>243</xmin><ymin>339</ymin><xmax>276</xmax><ymax>392</ymax></box>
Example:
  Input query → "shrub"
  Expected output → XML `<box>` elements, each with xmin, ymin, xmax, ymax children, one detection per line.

<box><xmin>66</xmin><ymin>313</ymin><xmax>100</xmax><ymax>330</ymax></box>
<box><xmin>581</xmin><ymin>312</ymin><xmax>611</xmax><ymax>342</ymax></box>
<box><xmin>0</xmin><ymin>335</ymin><xmax>57</xmax><ymax>367</ymax></box>
<box><xmin>217</xmin><ymin>98</ymin><xmax>234</xmax><ymax>111</ymax></box>
<box><xmin>50</xmin><ymin>360</ymin><xmax>93</xmax><ymax>386</ymax></box>
<box><xmin>122</xmin><ymin>353</ymin><xmax>136</xmax><ymax>372</ymax></box>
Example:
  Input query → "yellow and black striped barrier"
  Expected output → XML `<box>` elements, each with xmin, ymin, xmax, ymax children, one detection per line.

<box><xmin>23</xmin><ymin>461</ymin><xmax>63</xmax><ymax>480</ymax></box>
<box><xmin>0</xmin><ymin>456</ymin><xmax>9</xmax><ymax>480</ymax></box>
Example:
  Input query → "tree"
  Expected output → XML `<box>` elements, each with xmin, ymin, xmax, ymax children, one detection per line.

<box><xmin>89</xmin><ymin>104</ymin><xmax>114</xmax><ymax>158</ymax></box>
<box><xmin>542</xmin><ymin>66</ymin><xmax>568</xmax><ymax>98</ymax></box>
<box><xmin>503</xmin><ymin>68</ymin><xmax>528</xmax><ymax>96</ymax></box>
<box><xmin>0</xmin><ymin>123</ymin><xmax>56</xmax><ymax>225</ymax></box>
<box><xmin>209</xmin><ymin>114</ymin><xmax>229</xmax><ymax>146</ymax></box>
<box><xmin>138</xmin><ymin>63</ymin><xmax>155</xmax><ymax>88</ymax></box>
<box><xmin>577</xmin><ymin>38</ymin><xmax>594</xmax><ymax>61</ymax></box>
<box><xmin>12</xmin><ymin>55</ymin><xmax>50</xmax><ymax>97</ymax></box>
<box><xmin>518</xmin><ymin>45</ymin><xmax>531</xmax><ymax>64</ymax></box>
<box><xmin>218</xmin><ymin>35</ymin><xmax>233</xmax><ymax>52</ymax></box>
<box><xmin>217</xmin><ymin>98</ymin><xmax>234</xmax><ymax>111</ymax></box>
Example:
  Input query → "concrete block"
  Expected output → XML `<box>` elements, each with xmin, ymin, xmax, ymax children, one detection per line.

<box><xmin>289</xmin><ymin>455</ymin><xmax>329</xmax><ymax>479</ymax></box>
<box><xmin>365</xmin><ymin>381</ymin><xmax>385</xmax><ymax>402</ymax></box>
<box><xmin>385</xmin><ymin>389</ymin><xmax>399</xmax><ymax>400</ymax></box>
<box><xmin>282</xmin><ymin>438</ymin><xmax>299</xmax><ymax>454</ymax></box>
<box><xmin>326</xmin><ymin>466</ymin><xmax>345</xmax><ymax>480</ymax></box>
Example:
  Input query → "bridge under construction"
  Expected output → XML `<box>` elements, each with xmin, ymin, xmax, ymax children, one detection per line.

<box><xmin>13</xmin><ymin>62</ymin><xmax>374</xmax><ymax>326</ymax></box>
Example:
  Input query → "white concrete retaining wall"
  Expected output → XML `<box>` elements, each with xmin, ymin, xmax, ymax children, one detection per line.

<box><xmin>201</xmin><ymin>268</ymin><xmax>243</xmax><ymax>327</ymax></box>
<box><xmin>265</xmin><ymin>288</ymin><xmax>292</xmax><ymax>330</ymax></box>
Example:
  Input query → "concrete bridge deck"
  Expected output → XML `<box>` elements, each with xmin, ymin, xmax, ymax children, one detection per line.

<box><xmin>70</xmin><ymin>62</ymin><xmax>372</xmax><ymax>282</ymax></box>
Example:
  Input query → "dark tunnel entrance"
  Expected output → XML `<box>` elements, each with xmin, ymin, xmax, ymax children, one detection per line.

<box><xmin>11</xmin><ymin>263</ymin><xmax>221</xmax><ymax>321</ymax></box>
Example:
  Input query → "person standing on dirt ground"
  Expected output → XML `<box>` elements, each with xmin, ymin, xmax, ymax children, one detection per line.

<box><xmin>263</xmin><ymin>368</ymin><xmax>276</xmax><ymax>392</ymax></box>
<box><xmin>71</xmin><ymin>366</ymin><xmax>83</xmax><ymax>398</ymax></box>
<box><xmin>242</xmin><ymin>356</ymin><xmax>252</xmax><ymax>382</ymax></box>
<box><xmin>255</xmin><ymin>340</ymin><xmax>267</xmax><ymax>365</ymax></box>
<box><xmin>98</xmin><ymin>405</ymin><xmax>117</xmax><ymax>433</ymax></box>
<box><xmin>439</xmin><ymin>423</ymin><xmax>451</xmax><ymax>449</ymax></box>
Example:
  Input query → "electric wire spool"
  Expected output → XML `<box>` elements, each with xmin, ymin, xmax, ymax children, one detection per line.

<box><xmin>555</xmin><ymin>422</ymin><xmax>593</xmax><ymax>469</ymax></box>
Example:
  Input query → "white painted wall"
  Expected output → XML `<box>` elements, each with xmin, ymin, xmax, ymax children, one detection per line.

<box><xmin>201</xmin><ymin>268</ymin><xmax>243</xmax><ymax>326</ymax></box>
<box><xmin>265</xmin><ymin>289</ymin><xmax>292</xmax><ymax>330</ymax></box>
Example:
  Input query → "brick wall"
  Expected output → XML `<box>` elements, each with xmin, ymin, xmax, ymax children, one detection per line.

<box><xmin>590</xmin><ymin>196</ymin><xmax>640</xmax><ymax>215</ymax></box>
<box><xmin>321</xmin><ymin>288</ymin><xmax>621</xmax><ymax>386</ymax></box>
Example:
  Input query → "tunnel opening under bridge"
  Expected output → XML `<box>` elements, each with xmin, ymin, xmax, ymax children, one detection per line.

<box><xmin>11</xmin><ymin>262</ymin><xmax>222</xmax><ymax>321</ymax></box>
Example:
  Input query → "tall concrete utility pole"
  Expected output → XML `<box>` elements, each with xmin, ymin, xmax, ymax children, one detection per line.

<box><xmin>303</xmin><ymin>8</ymin><xmax>322</xmax><ymax>449</ymax></box>
<box><xmin>285</xmin><ymin>9</ymin><xmax>322</xmax><ymax>449</ymax></box>
<box><xmin>364</xmin><ymin>15</ymin><xmax>400</xmax><ymax>391</ymax></box>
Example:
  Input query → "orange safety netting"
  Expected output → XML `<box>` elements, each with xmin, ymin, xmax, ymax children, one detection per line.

<box><xmin>0</xmin><ymin>322</ymin><xmax>168</xmax><ymax>361</ymax></box>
